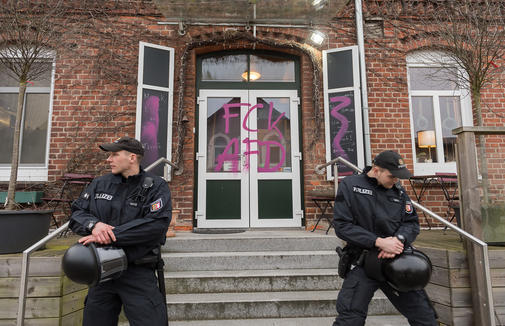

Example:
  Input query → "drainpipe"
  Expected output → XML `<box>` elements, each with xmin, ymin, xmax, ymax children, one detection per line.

<box><xmin>355</xmin><ymin>0</ymin><xmax>372</xmax><ymax>165</ymax></box>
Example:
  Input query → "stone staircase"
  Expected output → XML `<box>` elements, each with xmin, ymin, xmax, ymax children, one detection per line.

<box><xmin>162</xmin><ymin>230</ymin><xmax>408</xmax><ymax>325</ymax></box>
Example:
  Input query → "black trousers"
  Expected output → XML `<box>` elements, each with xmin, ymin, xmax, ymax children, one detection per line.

<box><xmin>83</xmin><ymin>264</ymin><xmax>168</xmax><ymax>326</ymax></box>
<box><xmin>333</xmin><ymin>266</ymin><xmax>438</xmax><ymax>326</ymax></box>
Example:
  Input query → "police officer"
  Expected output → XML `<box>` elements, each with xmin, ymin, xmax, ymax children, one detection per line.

<box><xmin>332</xmin><ymin>150</ymin><xmax>437</xmax><ymax>326</ymax></box>
<box><xmin>69</xmin><ymin>136</ymin><xmax>171</xmax><ymax>326</ymax></box>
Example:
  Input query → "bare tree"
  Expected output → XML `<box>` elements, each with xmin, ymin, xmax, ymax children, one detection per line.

<box><xmin>0</xmin><ymin>0</ymin><xmax>95</xmax><ymax>209</ymax></box>
<box><xmin>366</xmin><ymin>0</ymin><xmax>505</xmax><ymax>204</ymax></box>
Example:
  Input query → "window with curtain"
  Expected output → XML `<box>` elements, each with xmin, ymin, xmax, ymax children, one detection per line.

<box><xmin>407</xmin><ymin>52</ymin><xmax>472</xmax><ymax>174</ymax></box>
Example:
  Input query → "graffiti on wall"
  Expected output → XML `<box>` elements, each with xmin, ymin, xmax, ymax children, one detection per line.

<box><xmin>328</xmin><ymin>91</ymin><xmax>357</xmax><ymax>175</ymax></box>
<box><xmin>214</xmin><ymin>101</ymin><xmax>287</xmax><ymax>173</ymax></box>
<box><xmin>140</xmin><ymin>89</ymin><xmax>168</xmax><ymax>176</ymax></box>
<box><xmin>330</xmin><ymin>96</ymin><xmax>351</xmax><ymax>161</ymax></box>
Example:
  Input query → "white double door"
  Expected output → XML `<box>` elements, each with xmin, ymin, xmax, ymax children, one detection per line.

<box><xmin>196</xmin><ymin>89</ymin><xmax>302</xmax><ymax>228</ymax></box>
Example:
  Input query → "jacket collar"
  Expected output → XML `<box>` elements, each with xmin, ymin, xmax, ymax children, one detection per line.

<box><xmin>110</xmin><ymin>168</ymin><xmax>145</xmax><ymax>184</ymax></box>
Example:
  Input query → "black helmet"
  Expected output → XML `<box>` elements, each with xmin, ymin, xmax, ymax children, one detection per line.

<box><xmin>382</xmin><ymin>247</ymin><xmax>432</xmax><ymax>292</ymax></box>
<box><xmin>62</xmin><ymin>243</ymin><xmax>128</xmax><ymax>286</ymax></box>
<box><xmin>364</xmin><ymin>247</ymin><xmax>432</xmax><ymax>292</ymax></box>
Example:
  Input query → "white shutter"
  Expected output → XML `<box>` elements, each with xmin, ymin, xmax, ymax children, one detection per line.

<box><xmin>136</xmin><ymin>42</ymin><xmax>175</xmax><ymax>180</ymax></box>
<box><xmin>322</xmin><ymin>45</ymin><xmax>364</xmax><ymax>180</ymax></box>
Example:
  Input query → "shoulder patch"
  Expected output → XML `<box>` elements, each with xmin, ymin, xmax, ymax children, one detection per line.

<box><xmin>406</xmin><ymin>201</ymin><xmax>413</xmax><ymax>214</ymax></box>
<box><xmin>150</xmin><ymin>198</ymin><xmax>163</xmax><ymax>212</ymax></box>
<box><xmin>353</xmin><ymin>186</ymin><xmax>373</xmax><ymax>196</ymax></box>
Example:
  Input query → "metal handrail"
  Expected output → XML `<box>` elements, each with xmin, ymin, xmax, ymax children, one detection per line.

<box><xmin>16</xmin><ymin>157</ymin><xmax>175</xmax><ymax>326</ymax></box>
<box><xmin>145</xmin><ymin>157</ymin><xmax>178</xmax><ymax>171</ymax></box>
<box><xmin>315</xmin><ymin>156</ymin><xmax>495</xmax><ymax>325</ymax></box>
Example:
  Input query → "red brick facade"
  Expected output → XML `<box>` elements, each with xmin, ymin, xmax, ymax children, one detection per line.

<box><xmin>15</xmin><ymin>1</ymin><xmax>504</xmax><ymax>230</ymax></box>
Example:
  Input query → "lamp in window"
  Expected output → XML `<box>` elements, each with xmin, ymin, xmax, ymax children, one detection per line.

<box><xmin>418</xmin><ymin>130</ymin><xmax>436</xmax><ymax>163</ymax></box>
<box><xmin>241</xmin><ymin>70</ymin><xmax>261</xmax><ymax>81</ymax></box>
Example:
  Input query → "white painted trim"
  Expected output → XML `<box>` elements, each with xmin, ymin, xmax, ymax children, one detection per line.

<box><xmin>407</xmin><ymin>52</ymin><xmax>474</xmax><ymax>175</ymax></box>
<box><xmin>323</xmin><ymin>45</ymin><xmax>364</xmax><ymax>180</ymax></box>
<box><xmin>136</xmin><ymin>41</ymin><xmax>175</xmax><ymax>180</ymax></box>
<box><xmin>0</xmin><ymin>58</ymin><xmax>55</xmax><ymax>181</ymax></box>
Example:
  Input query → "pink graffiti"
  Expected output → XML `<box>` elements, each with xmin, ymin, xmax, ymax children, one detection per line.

<box><xmin>267</xmin><ymin>102</ymin><xmax>285</xmax><ymax>140</ymax></box>
<box><xmin>141</xmin><ymin>95</ymin><xmax>160</xmax><ymax>165</ymax></box>
<box><xmin>215</xmin><ymin>137</ymin><xmax>240</xmax><ymax>172</ymax></box>
<box><xmin>242</xmin><ymin>138</ymin><xmax>286</xmax><ymax>172</ymax></box>
<box><xmin>242</xmin><ymin>103</ymin><xmax>263</xmax><ymax>132</ymax></box>
<box><xmin>223</xmin><ymin>103</ymin><xmax>249</xmax><ymax>134</ymax></box>
<box><xmin>242</xmin><ymin>102</ymin><xmax>285</xmax><ymax>140</ymax></box>
<box><xmin>214</xmin><ymin>101</ymin><xmax>288</xmax><ymax>172</ymax></box>
<box><xmin>330</xmin><ymin>96</ymin><xmax>351</xmax><ymax>160</ymax></box>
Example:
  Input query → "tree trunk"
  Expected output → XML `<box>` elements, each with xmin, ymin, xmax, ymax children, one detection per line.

<box><xmin>5</xmin><ymin>81</ymin><xmax>26</xmax><ymax>210</ymax></box>
<box><xmin>473</xmin><ymin>91</ymin><xmax>490</xmax><ymax>206</ymax></box>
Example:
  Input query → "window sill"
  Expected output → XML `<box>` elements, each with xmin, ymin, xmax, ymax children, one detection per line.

<box><xmin>413</xmin><ymin>162</ymin><xmax>457</xmax><ymax>176</ymax></box>
<box><xmin>0</xmin><ymin>166</ymin><xmax>48</xmax><ymax>182</ymax></box>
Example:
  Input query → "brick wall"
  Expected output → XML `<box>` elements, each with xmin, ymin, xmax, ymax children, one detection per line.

<box><xmin>26</xmin><ymin>1</ymin><xmax>505</xmax><ymax>229</ymax></box>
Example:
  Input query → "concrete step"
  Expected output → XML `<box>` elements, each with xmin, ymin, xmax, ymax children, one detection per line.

<box><xmin>163</xmin><ymin>230</ymin><xmax>343</xmax><ymax>253</ymax></box>
<box><xmin>168</xmin><ymin>316</ymin><xmax>409</xmax><ymax>326</ymax></box>
<box><xmin>163</xmin><ymin>250</ymin><xmax>339</xmax><ymax>272</ymax></box>
<box><xmin>165</xmin><ymin>269</ymin><xmax>341</xmax><ymax>294</ymax></box>
<box><xmin>166</xmin><ymin>290</ymin><xmax>398</xmax><ymax>320</ymax></box>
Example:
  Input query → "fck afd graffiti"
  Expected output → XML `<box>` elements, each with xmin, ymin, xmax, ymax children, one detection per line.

<box><xmin>214</xmin><ymin>101</ymin><xmax>287</xmax><ymax>173</ymax></box>
<box><xmin>212</xmin><ymin>95</ymin><xmax>353</xmax><ymax>173</ymax></box>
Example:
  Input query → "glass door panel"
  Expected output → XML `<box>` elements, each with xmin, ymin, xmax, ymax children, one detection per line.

<box><xmin>256</xmin><ymin>97</ymin><xmax>292</xmax><ymax>172</ymax></box>
<box><xmin>196</xmin><ymin>90</ymin><xmax>249</xmax><ymax>228</ymax></box>
<box><xmin>206</xmin><ymin>97</ymin><xmax>242</xmax><ymax>172</ymax></box>
<box><xmin>249</xmin><ymin>90</ymin><xmax>302</xmax><ymax>227</ymax></box>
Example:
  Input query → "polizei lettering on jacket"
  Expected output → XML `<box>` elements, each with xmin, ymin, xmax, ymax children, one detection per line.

<box><xmin>95</xmin><ymin>193</ymin><xmax>113</xmax><ymax>200</ymax></box>
<box><xmin>352</xmin><ymin>186</ymin><xmax>373</xmax><ymax>196</ymax></box>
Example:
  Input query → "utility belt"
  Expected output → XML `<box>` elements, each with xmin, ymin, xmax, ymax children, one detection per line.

<box><xmin>133</xmin><ymin>247</ymin><xmax>161</xmax><ymax>268</ymax></box>
<box><xmin>335</xmin><ymin>245</ymin><xmax>367</xmax><ymax>279</ymax></box>
<box><xmin>132</xmin><ymin>246</ymin><xmax>167</xmax><ymax>304</ymax></box>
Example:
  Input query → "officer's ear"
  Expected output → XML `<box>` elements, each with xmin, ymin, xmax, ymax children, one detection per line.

<box><xmin>128</xmin><ymin>152</ymin><xmax>138</xmax><ymax>164</ymax></box>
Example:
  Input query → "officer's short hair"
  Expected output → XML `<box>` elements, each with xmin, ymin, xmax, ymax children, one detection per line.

<box><xmin>134</xmin><ymin>154</ymin><xmax>143</xmax><ymax>164</ymax></box>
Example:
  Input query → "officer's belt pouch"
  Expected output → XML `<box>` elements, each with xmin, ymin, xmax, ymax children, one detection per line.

<box><xmin>363</xmin><ymin>248</ymin><xmax>386</xmax><ymax>282</ymax></box>
<box><xmin>336</xmin><ymin>246</ymin><xmax>361</xmax><ymax>279</ymax></box>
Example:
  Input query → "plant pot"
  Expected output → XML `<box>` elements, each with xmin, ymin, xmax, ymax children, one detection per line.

<box><xmin>0</xmin><ymin>191</ymin><xmax>44</xmax><ymax>204</ymax></box>
<box><xmin>0</xmin><ymin>209</ymin><xmax>52</xmax><ymax>254</ymax></box>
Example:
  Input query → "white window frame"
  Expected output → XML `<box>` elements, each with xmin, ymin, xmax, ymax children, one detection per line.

<box><xmin>135</xmin><ymin>42</ymin><xmax>175</xmax><ymax>180</ymax></box>
<box><xmin>0</xmin><ymin>54</ymin><xmax>55</xmax><ymax>182</ymax></box>
<box><xmin>323</xmin><ymin>45</ymin><xmax>364</xmax><ymax>180</ymax></box>
<box><xmin>407</xmin><ymin>51</ymin><xmax>473</xmax><ymax>175</ymax></box>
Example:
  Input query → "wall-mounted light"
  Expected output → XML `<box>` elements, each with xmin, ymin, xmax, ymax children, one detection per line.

<box><xmin>241</xmin><ymin>70</ymin><xmax>261</xmax><ymax>81</ymax></box>
<box><xmin>309</xmin><ymin>30</ymin><xmax>326</xmax><ymax>46</ymax></box>
<box><xmin>418</xmin><ymin>130</ymin><xmax>436</xmax><ymax>163</ymax></box>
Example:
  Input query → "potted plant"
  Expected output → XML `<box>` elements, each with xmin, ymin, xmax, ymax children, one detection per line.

<box><xmin>0</xmin><ymin>1</ymin><xmax>77</xmax><ymax>253</ymax></box>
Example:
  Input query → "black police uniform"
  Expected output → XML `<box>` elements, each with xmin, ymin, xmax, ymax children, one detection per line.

<box><xmin>69</xmin><ymin>169</ymin><xmax>171</xmax><ymax>326</ymax></box>
<box><xmin>332</xmin><ymin>167</ymin><xmax>437</xmax><ymax>326</ymax></box>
